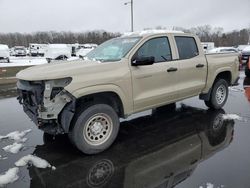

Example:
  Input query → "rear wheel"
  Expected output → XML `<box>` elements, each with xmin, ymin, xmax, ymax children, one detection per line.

<box><xmin>69</xmin><ymin>104</ymin><xmax>120</xmax><ymax>154</ymax></box>
<box><xmin>204</xmin><ymin>79</ymin><xmax>229</xmax><ymax>109</ymax></box>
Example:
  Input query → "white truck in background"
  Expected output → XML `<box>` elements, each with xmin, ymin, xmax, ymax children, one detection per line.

<box><xmin>44</xmin><ymin>44</ymin><xmax>71</xmax><ymax>63</ymax></box>
<box><xmin>29</xmin><ymin>43</ymin><xmax>48</xmax><ymax>57</ymax></box>
<box><xmin>0</xmin><ymin>44</ymin><xmax>10</xmax><ymax>63</ymax></box>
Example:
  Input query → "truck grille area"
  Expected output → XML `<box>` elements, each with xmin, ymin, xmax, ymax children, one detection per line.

<box><xmin>17</xmin><ymin>80</ymin><xmax>44</xmax><ymax>124</ymax></box>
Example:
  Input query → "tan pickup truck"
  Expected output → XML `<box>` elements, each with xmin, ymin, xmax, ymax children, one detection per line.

<box><xmin>16</xmin><ymin>31</ymin><xmax>239</xmax><ymax>154</ymax></box>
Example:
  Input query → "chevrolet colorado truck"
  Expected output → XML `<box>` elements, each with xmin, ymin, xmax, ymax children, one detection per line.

<box><xmin>16</xmin><ymin>31</ymin><xmax>239</xmax><ymax>154</ymax></box>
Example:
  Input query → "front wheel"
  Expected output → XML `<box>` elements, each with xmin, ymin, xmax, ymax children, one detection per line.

<box><xmin>69</xmin><ymin>104</ymin><xmax>120</xmax><ymax>154</ymax></box>
<box><xmin>204</xmin><ymin>79</ymin><xmax>229</xmax><ymax>109</ymax></box>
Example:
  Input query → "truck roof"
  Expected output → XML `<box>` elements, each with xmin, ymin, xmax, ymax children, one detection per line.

<box><xmin>122</xmin><ymin>30</ymin><xmax>185</xmax><ymax>37</ymax></box>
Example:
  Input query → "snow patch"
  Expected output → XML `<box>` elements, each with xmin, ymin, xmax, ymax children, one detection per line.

<box><xmin>0</xmin><ymin>129</ymin><xmax>31</xmax><ymax>142</ymax></box>
<box><xmin>67</xmin><ymin>57</ymin><xmax>80</xmax><ymax>61</ymax></box>
<box><xmin>15</xmin><ymin>154</ymin><xmax>55</xmax><ymax>169</ymax></box>
<box><xmin>222</xmin><ymin>114</ymin><xmax>243</xmax><ymax>121</ymax></box>
<box><xmin>0</xmin><ymin>155</ymin><xmax>7</xmax><ymax>160</ymax></box>
<box><xmin>229</xmin><ymin>86</ymin><xmax>244</xmax><ymax>92</ymax></box>
<box><xmin>206</xmin><ymin>183</ymin><xmax>214</xmax><ymax>188</ymax></box>
<box><xmin>3</xmin><ymin>143</ymin><xmax>23</xmax><ymax>154</ymax></box>
<box><xmin>0</xmin><ymin>167</ymin><xmax>19</xmax><ymax>187</ymax></box>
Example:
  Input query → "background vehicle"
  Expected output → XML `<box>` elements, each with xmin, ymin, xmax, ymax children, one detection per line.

<box><xmin>14</xmin><ymin>46</ymin><xmax>27</xmax><ymax>56</ymax></box>
<box><xmin>29</xmin><ymin>43</ymin><xmax>47</xmax><ymax>56</ymax></box>
<box><xmin>0</xmin><ymin>44</ymin><xmax>10</xmax><ymax>63</ymax></box>
<box><xmin>17</xmin><ymin>31</ymin><xmax>239</xmax><ymax>154</ymax></box>
<box><xmin>44</xmin><ymin>44</ymin><xmax>71</xmax><ymax>63</ymax></box>
<box><xmin>237</xmin><ymin>45</ymin><xmax>249</xmax><ymax>52</ymax></box>
<box><xmin>241</xmin><ymin>46</ymin><xmax>250</xmax><ymax>65</ymax></box>
<box><xmin>201</xmin><ymin>42</ymin><xmax>215</xmax><ymax>52</ymax></box>
<box><xmin>207</xmin><ymin>47</ymin><xmax>238</xmax><ymax>53</ymax></box>
<box><xmin>76</xmin><ymin>44</ymin><xmax>97</xmax><ymax>58</ymax></box>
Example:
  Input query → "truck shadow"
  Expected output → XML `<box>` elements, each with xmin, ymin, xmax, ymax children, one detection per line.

<box><xmin>29</xmin><ymin>105</ymin><xmax>234</xmax><ymax>188</ymax></box>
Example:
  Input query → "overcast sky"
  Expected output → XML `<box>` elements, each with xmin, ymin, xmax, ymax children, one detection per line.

<box><xmin>0</xmin><ymin>0</ymin><xmax>249</xmax><ymax>33</ymax></box>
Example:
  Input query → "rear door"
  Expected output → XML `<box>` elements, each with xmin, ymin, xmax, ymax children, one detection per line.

<box><xmin>173</xmin><ymin>36</ymin><xmax>207</xmax><ymax>99</ymax></box>
<box><xmin>130</xmin><ymin>36</ymin><xmax>179</xmax><ymax>112</ymax></box>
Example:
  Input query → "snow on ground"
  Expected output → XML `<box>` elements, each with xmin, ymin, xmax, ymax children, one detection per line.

<box><xmin>67</xmin><ymin>57</ymin><xmax>80</xmax><ymax>61</ymax></box>
<box><xmin>222</xmin><ymin>114</ymin><xmax>244</xmax><ymax>121</ymax></box>
<box><xmin>15</xmin><ymin>154</ymin><xmax>56</xmax><ymax>170</ymax></box>
<box><xmin>3</xmin><ymin>143</ymin><xmax>23</xmax><ymax>154</ymax></box>
<box><xmin>199</xmin><ymin>183</ymin><xmax>225</xmax><ymax>188</ymax></box>
<box><xmin>0</xmin><ymin>167</ymin><xmax>19</xmax><ymax>187</ymax></box>
<box><xmin>229</xmin><ymin>86</ymin><xmax>244</xmax><ymax>92</ymax></box>
<box><xmin>0</xmin><ymin>57</ymin><xmax>47</xmax><ymax>67</ymax></box>
<box><xmin>0</xmin><ymin>155</ymin><xmax>7</xmax><ymax>160</ymax></box>
<box><xmin>0</xmin><ymin>129</ymin><xmax>31</xmax><ymax>142</ymax></box>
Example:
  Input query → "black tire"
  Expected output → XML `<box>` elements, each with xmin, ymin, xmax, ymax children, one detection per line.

<box><xmin>204</xmin><ymin>79</ymin><xmax>229</xmax><ymax>109</ymax></box>
<box><xmin>245</xmin><ymin>64</ymin><xmax>250</xmax><ymax>77</ymax></box>
<box><xmin>70</xmin><ymin>104</ymin><xmax>120</xmax><ymax>154</ymax></box>
<box><xmin>204</xmin><ymin>100</ymin><xmax>212</xmax><ymax>108</ymax></box>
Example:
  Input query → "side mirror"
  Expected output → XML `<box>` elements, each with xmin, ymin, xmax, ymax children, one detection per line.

<box><xmin>132</xmin><ymin>56</ymin><xmax>155</xmax><ymax>66</ymax></box>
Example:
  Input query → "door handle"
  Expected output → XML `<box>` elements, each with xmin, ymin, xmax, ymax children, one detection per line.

<box><xmin>196</xmin><ymin>64</ymin><xmax>204</xmax><ymax>68</ymax></box>
<box><xmin>167</xmin><ymin>67</ymin><xmax>178</xmax><ymax>72</ymax></box>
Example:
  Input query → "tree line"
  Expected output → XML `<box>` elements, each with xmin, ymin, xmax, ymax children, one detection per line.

<box><xmin>0</xmin><ymin>25</ymin><xmax>249</xmax><ymax>47</ymax></box>
<box><xmin>173</xmin><ymin>25</ymin><xmax>250</xmax><ymax>47</ymax></box>
<box><xmin>0</xmin><ymin>30</ymin><xmax>120</xmax><ymax>47</ymax></box>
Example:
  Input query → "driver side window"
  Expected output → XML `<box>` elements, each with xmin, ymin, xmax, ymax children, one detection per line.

<box><xmin>136</xmin><ymin>37</ymin><xmax>172</xmax><ymax>63</ymax></box>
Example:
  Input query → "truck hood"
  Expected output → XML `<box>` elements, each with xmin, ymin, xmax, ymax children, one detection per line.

<box><xmin>16</xmin><ymin>60</ymin><xmax>113</xmax><ymax>81</ymax></box>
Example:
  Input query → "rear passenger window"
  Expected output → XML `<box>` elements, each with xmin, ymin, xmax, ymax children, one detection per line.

<box><xmin>136</xmin><ymin>37</ymin><xmax>172</xmax><ymax>63</ymax></box>
<box><xmin>175</xmin><ymin>36</ymin><xmax>199</xmax><ymax>59</ymax></box>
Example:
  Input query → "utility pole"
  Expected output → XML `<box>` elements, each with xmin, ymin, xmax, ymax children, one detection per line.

<box><xmin>124</xmin><ymin>0</ymin><xmax>134</xmax><ymax>32</ymax></box>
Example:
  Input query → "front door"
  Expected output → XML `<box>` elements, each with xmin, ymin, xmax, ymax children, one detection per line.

<box><xmin>130</xmin><ymin>36</ymin><xmax>179</xmax><ymax>112</ymax></box>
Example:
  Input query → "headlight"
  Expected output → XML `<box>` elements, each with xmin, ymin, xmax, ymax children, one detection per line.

<box><xmin>44</xmin><ymin>77</ymin><xmax>72</xmax><ymax>99</ymax></box>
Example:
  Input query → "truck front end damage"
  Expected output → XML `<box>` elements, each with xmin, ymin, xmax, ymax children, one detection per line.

<box><xmin>17</xmin><ymin>78</ymin><xmax>75</xmax><ymax>134</ymax></box>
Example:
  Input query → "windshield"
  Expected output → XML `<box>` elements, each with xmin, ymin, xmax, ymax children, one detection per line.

<box><xmin>86</xmin><ymin>37</ymin><xmax>141</xmax><ymax>62</ymax></box>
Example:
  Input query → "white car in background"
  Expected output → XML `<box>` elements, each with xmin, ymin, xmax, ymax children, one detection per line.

<box><xmin>0</xmin><ymin>44</ymin><xmax>10</xmax><ymax>63</ymax></box>
<box><xmin>76</xmin><ymin>44</ymin><xmax>97</xmax><ymax>58</ymax></box>
<box><xmin>14</xmin><ymin>46</ymin><xmax>27</xmax><ymax>57</ymax></box>
<box><xmin>45</xmin><ymin>44</ymin><xmax>71</xmax><ymax>63</ymax></box>
<box><xmin>207</xmin><ymin>47</ymin><xmax>238</xmax><ymax>53</ymax></box>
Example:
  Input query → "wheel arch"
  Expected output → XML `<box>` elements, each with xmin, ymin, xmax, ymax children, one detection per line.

<box><xmin>200</xmin><ymin>70</ymin><xmax>232</xmax><ymax>101</ymax></box>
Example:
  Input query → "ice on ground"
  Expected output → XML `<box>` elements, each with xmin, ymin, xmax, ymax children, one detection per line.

<box><xmin>0</xmin><ymin>167</ymin><xmax>19</xmax><ymax>187</ymax></box>
<box><xmin>3</xmin><ymin>143</ymin><xmax>23</xmax><ymax>154</ymax></box>
<box><xmin>0</xmin><ymin>155</ymin><xmax>7</xmax><ymax>160</ymax></box>
<box><xmin>229</xmin><ymin>86</ymin><xmax>244</xmax><ymax>92</ymax></box>
<box><xmin>15</xmin><ymin>154</ymin><xmax>55</xmax><ymax>169</ymax></box>
<box><xmin>199</xmin><ymin>183</ymin><xmax>214</xmax><ymax>188</ymax></box>
<box><xmin>0</xmin><ymin>129</ymin><xmax>31</xmax><ymax>142</ymax></box>
<box><xmin>206</xmin><ymin>183</ymin><xmax>214</xmax><ymax>188</ymax></box>
<box><xmin>67</xmin><ymin>57</ymin><xmax>80</xmax><ymax>61</ymax></box>
<box><xmin>222</xmin><ymin>114</ymin><xmax>243</xmax><ymax>121</ymax></box>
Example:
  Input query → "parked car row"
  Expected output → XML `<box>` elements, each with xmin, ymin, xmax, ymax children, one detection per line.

<box><xmin>0</xmin><ymin>43</ymin><xmax>98</xmax><ymax>63</ymax></box>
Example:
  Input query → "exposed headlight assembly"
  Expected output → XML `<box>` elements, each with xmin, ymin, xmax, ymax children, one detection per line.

<box><xmin>44</xmin><ymin>77</ymin><xmax>72</xmax><ymax>100</ymax></box>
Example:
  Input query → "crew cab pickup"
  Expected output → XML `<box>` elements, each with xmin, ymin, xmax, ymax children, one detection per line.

<box><xmin>16</xmin><ymin>30</ymin><xmax>239</xmax><ymax>154</ymax></box>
